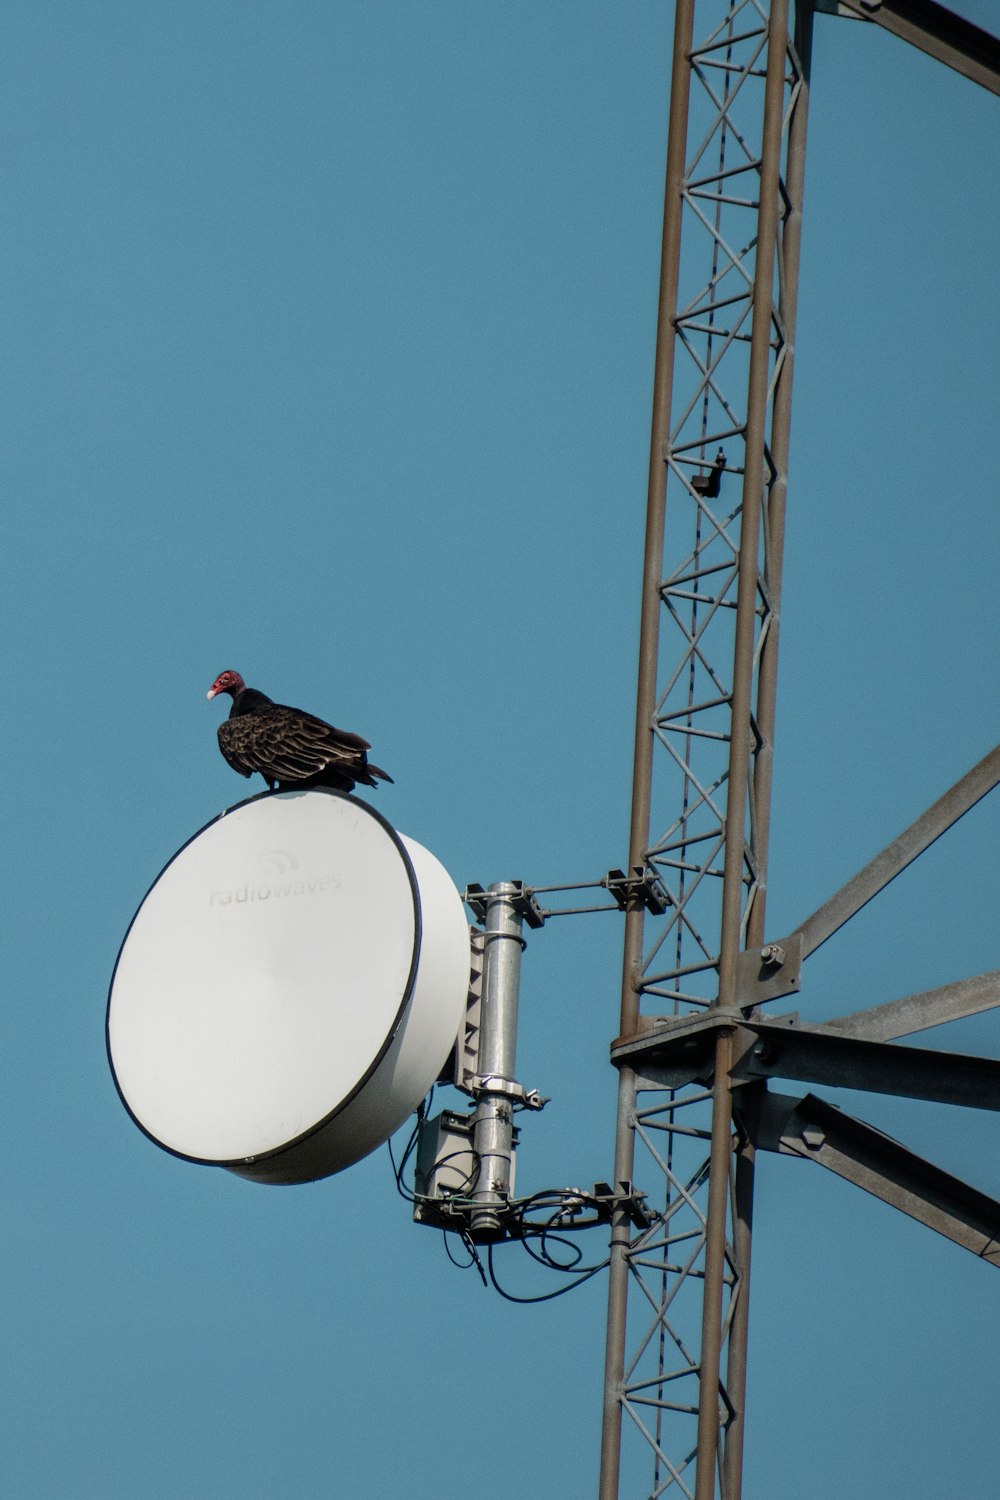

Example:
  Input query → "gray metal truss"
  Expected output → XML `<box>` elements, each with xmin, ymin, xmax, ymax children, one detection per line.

<box><xmin>608</xmin><ymin>730</ymin><xmax>1000</xmax><ymax>1498</ymax></box>
<box><xmin>640</xmin><ymin>6</ymin><xmax>803</xmax><ymax>1014</ymax></box>
<box><xmin>600</xmin><ymin>3</ymin><xmax>811</xmax><ymax>1497</ymax></box>
<box><xmin>601</xmin><ymin>3</ymin><xmax>1000</xmax><ymax>1500</ymax></box>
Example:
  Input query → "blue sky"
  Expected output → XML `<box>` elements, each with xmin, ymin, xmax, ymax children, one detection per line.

<box><xmin>3</xmin><ymin>3</ymin><xmax>999</xmax><ymax>1497</ymax></box>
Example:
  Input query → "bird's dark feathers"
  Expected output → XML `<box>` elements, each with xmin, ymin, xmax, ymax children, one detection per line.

<box><xmin>210</xmin><ymin>675</ymin><xmax>393</xmax><ymax>794</ymax></box>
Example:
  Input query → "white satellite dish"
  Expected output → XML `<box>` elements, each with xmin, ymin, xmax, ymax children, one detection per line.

<box><xmin>107</xmin><ymin>790</ymin><xmax>471</xmax><ymax>1185</ymax></box>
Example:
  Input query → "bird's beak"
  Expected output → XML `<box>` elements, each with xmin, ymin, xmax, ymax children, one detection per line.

<box><xmin>206</xmin><ymin>687</ymin><xmax>219</xmax><ymax>700</ymax></box>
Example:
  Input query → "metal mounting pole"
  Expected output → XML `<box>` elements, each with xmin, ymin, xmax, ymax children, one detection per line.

<box><xmin>470</xmin><ymin>882</ymin><xmax>524</xmax><ymax>1241</ymax></box>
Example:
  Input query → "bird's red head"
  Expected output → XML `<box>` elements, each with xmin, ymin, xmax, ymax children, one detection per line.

<box><xmin>206</xmin><ymin>669</ymin><xmax>246</xmax><ymax>702</ymax></box>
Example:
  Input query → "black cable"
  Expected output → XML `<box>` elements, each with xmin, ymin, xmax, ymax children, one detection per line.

<box><xmin>390</xmin><ymin>1130</ymin><xmax>482</xmax><ymax>1208</ymax></box>
<box><xmin>423</xmin><ymin>1148</ymin><xmax>480</xmax><ymax>1201</ymax></box>
<box><xmin>513</xmin><ymin>1188</ymin><xmax>605</xmax><ymax>1227</ymax></box>
<box><xmin>387</xmin><ymin>1093</ymin><xmax>435</xmax><ymax>1202</ymax></box>
<box><xmin>541</xmin><ymin>1200</ymin><xmax>614</xmax><ymax>1272</ymax></box>
<box><xmin>388</xmin><ymin>1087</ymin><xmax>446</xmax><ymax>1203</ymax></box>
<box><xmin>508</xmin><ymin>1190</ymin><xmax>610</xmax><ymax>1269</ymax></box>
<box><xmin>387</xmin><ymin>1123</ymin><xmax>420</xmax><ymax>1203</ymax></box>
<box><xmin>521</xmin><ymin>1228</ymin><xmax>586</xmax><ymax>1273</ymax></box>
<box><xmin>443</xmin><ymin>1229</ymin><xmax>487</xmax><ymax>1287</ymax></box>
<box><xmin>442</xmin><ymin>1229</ymin><xmax>474</xmax><ymax>1269</ymax></box>
<box><xmin>397</xmin><ymin>1135</ymin><xmax>616</xmax><ymax>1298</ymax></box>
<box><xmin>465</xmin><ymin>1231</ymin><xmax>488</xmax><ymax>1287</ymax></box>
<box><xmin>485</xmin><ymin>1243</ymin><xmax>609</xmax><ymax>1304</ymax></box>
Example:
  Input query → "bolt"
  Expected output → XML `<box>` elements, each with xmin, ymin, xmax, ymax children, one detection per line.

<box><xmin>801</xmin><ymin>1125</ymin><xmax>825</xmax><ymax>1150</ymax></box>
<box><xmin>760</xmin><ymin>943</ymin><xmax>785</xmax><ymax>967</ymax></box>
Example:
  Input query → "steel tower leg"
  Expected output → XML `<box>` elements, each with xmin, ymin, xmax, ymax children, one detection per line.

<box><xmin>599</xmin><ymin>5</ymin><xmax>697</xmax><ymax>1494</ymax></box>
<box><xmin>722</xmin><ymin>10</ymin><xmax>813</xmax><ymax>1492</ymax></box>
<box><xmin>600</xmin><ymin>2</ymin><xmax>813</xmax><ymax>1496</ymax></box>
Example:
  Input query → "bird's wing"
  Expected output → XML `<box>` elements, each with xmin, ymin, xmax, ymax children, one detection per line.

<box><xmin>290</xmin><ymin>709</ymin><xmax>371</xmax><ymax>754</ymax></box>
<box><xmin>217</xmin><ymin>719</ymin><xmax>256</xmax><ymax>777</ymax></box>
<box><xmin>220</xmin><ymin>705</ymin><xmax>371</xmax><ymax>783</ymax></box>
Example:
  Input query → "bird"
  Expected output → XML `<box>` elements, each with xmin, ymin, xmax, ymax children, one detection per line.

<box><xmin>206</xmin><ymin>670</ymin><xmax>393</xmax><ymax>794</ymax></box>
<box><xmin>691</xmin><ymin>448</ymin><xmax>727</xmax><ymax>499</ymax></box>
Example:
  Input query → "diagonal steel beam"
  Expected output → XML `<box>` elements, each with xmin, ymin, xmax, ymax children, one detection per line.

<box><xmin>787</xmin><ymin>742</ymin><xmax>1000</xmax><ymax>959</ymax></box>
<box><xmin>824</xmin><ymin>968</ymin><xmax>1000</xmax><ymax>1041</ymax></box>
<box><xmin>817</xmin><ymin>0</ymin><xmax>1000</xmax><ymax>96</ymax></box>
<box><xmin>755</xmin><ymin>1089</ymin><xmax>1000</xmax><ymax>1264</ymax></box>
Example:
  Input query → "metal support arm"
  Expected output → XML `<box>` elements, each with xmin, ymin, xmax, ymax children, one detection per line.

<box><xmin>756</xmin><ymin>1090</ymin><xmax>1000</xmax><ymax>1265</ymax></box>
<box><xmin>824</xmin><ymin>969</ymin><xmax>1000</xmax><ymax>1041</ymax></box>
<box><xmin>817</xmin><ymin>0</ymin><xmax>1000</xmax><ymax>97</ymax></box>
<box><xmin>736</xmin><ymin>745</ymin><xmax>1000</xmax><ymax>1007</ymax></box>
<box><xmin>612</xmin><ymin>1009</ymin><xmax>1000</xmax><ymax>1113</ymax></box>
<box><xmin>788</xmin><ymin>742</ymin><xmax>1000</xmax><ymax>962</ymax></box>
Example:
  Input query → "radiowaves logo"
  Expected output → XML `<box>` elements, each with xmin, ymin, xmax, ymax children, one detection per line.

<box><xmin>208</xmin><ymin>849</ymin><xmax>339</xmax><ymax>907</ymax></box>
<box><xmin>257</xmin><ymin>849</ymin><xmax>300</xmax><ymax>877</ymax></box>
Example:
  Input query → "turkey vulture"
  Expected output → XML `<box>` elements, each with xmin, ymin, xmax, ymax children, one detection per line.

<box><xmin>206</xmin><ymin>670</ymin><xmax>393</xmax><ymax>793</ymax></box>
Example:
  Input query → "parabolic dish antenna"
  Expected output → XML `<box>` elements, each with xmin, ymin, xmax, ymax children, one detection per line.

<box><xmin>107</xmin><ymin>790</ymin><xmax>470</xmax><ymax>1185</ymax></box>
